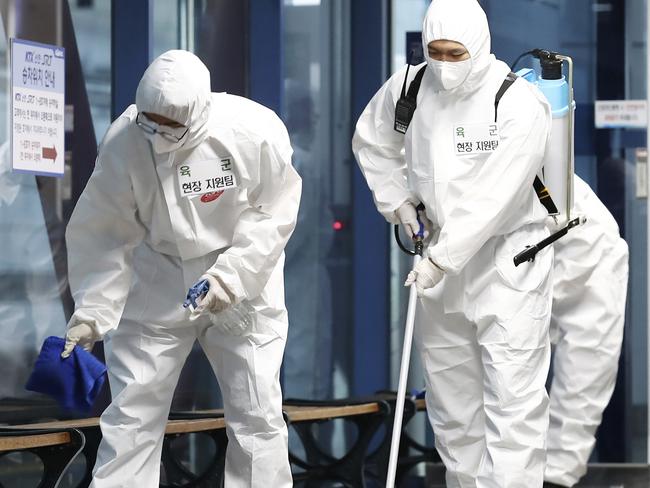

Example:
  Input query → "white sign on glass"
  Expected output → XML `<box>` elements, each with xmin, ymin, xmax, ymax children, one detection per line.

<box><xmin>11</xmin><ymin>38</ymin><xmax>65</xmax><ymax>177</ymax></box>
<box><xmin>595</xmin><ymin>100</ymin><xmax>647</xmax><ymax>129</ymax></box>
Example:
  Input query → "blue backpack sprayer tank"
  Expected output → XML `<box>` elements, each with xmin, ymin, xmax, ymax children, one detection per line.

<box><xmin>511</xmin><ymin>49</ymin><xmax>586</xmax><ymax>266</ymax></box>
<box><xmin>515</xmin><ymin>49</ymin><xmax>575</xmax><ymax>221</ymax></box>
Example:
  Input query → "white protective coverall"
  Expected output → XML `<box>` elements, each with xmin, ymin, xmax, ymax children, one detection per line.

<box><xmin>66</xmin><ymin>50</ymin><xmax>300</xmax><ymax>487</ymax></box>
<box><xmin>545</xmin><ymin>175</ymin><xmax>628</xmax><ymax>487</ymax></box>
<box><xmin>352</xmin><ymin>1</ymin><xmax>554</xmax><ymax>486</ymax></box>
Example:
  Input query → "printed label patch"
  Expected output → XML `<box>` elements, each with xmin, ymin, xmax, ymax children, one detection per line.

<box><xmin>453</xmin><ymin>123</ymin><xmax>500</xmax><ymax>156</ymax></box>
<box><xmin>177</xmin><ymin>157</ymin><xmax>238</xmax><ymax>197</ymax></box>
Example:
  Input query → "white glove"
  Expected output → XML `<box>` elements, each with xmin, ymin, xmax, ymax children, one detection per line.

<box><xmin>62</xmin><ymin>322</ymin><xmax>100</xmax><ymax>358</ymax></box>
<box><xmin>191</xmin><ymin>274</ymin><xmax>235</xmax><ymax>318</ymax></box>
<box><xmin>404</xmin><ymin>258</ymin><xmax>445</xmax><ymax>297</ymax></box>
<box><xmin>396</xmin><ymin>202</ymin><xmax>432</xmax><ymax>240</ymax></box>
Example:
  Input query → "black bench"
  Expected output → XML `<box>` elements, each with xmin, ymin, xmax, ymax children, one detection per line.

<box><xmin>0</xmin><ymin>427</ymin><xmax>85</xmax><ymax>488</ymax></box>
<box><xmin>3</xmin><ymin>395</ymin><xmax>434</xmax><ymax>487</ymax></box>
<box><xmin>169</xmin><ymin>399</ymin><xmax>393</xmax><ymax>487</ymax></box>
<box><xmin>283</xmin><ymin>398</ymin><xmax>391</xmax><ymax>487</ymax></box>
<box><xmin>4</xmin><ymin>401</ymin><xmax>388</xmax><ymax>487</ymax></box>
<box><xmin>10</xmin><ymin>413</ymin><xmax>228</xmax><ymax>488</ymax></box>
<box><xmin>365</xmin><ymin>393</ymin><xmax>440</xmax><ymax>486</ymax></box>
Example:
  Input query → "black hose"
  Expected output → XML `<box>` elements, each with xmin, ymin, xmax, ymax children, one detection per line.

<box><xmin>510</xmin><ymin>50</ymin><xmax>537</xmax><ymax>72</ymax></box>
<box><xmin>394</xmin><ymin>225</ymin><xmax>424</xmax><ymax>257</ymax></box>
<box><xmin>394</xmin><ymin>225</ymin><xmax>417</xmax><ymax>256</ymax></box>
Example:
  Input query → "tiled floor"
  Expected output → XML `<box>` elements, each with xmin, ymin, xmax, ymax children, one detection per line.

<box><xmin>399</xmin><ymin>463</ymin><xmax>650</xmax><ymax>487</ymax></box>
<box><xmin>575</xmin><ymin>464</ymin><xmax>650</xmax><ymax>487</ymax></box>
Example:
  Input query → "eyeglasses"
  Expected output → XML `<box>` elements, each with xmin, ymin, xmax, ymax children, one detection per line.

<box><xmin>136</xmin><ymin>112</ymin><xmax>189</xmax><ymax>143</ymax></box>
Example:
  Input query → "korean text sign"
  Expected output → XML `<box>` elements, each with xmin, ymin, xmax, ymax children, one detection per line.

<box><xmin>11</xmin><ymin>38</ymin><xmax>65</xmax><ymax>177</ymax></box>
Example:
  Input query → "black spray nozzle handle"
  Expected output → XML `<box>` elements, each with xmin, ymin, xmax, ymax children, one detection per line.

<box><xmin>513</xmin><ymin>245</ymin><xmax>538</xmax><ymax>267</ymax></box>
<box><xmin>413</xmin><ymin>236</ymin><xmax>424</xmax><ymax>257</ymax></box>
<box><xmin>413</xmin><ymin>203</ymin><xmax>427</xmax><ymax>256</ymax></box>
<box><xmin>513</xmin><ymin>216</ymin><xmax>586</xmax><ymax>267</ymax></box>
<box><xmin>394</xmin><ymin>203</ymin><xmax>427</xmax><ymax>257</ymax></box>
<box><xmin>183</xmin><ymin>279</ymin><xmax>210</xmax><ymax>310</ymax></box>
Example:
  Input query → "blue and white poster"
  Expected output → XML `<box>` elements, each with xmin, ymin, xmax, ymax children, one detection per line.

<box><xmin>10</xmin><ymin>38</ymin><xmax>65</xmax><ymax>177</ymax></box>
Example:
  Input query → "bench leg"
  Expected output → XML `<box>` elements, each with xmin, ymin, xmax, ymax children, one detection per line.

<box><xmin>289</xmin><ymin>403</ymin><xmax>390</xmax><ymax>487</ymax></box>
<box><xmin>290</xmin><ymin>422</ymin><xmax>341</xmax><ymax>488</ymax></box>
<box><xmin>364</xmin><ymin>398</ymin><xmax>417</xmax><ymax>485</ymax></box>
<box><xmin>75</xmin><ymin>426</ymin><xmax>102</xmax><ymax>488</ymax></box>
<box><xmin>34</xmin><ymin>429</ymin><xmax>85</xmax><ymax>488</ymax></box>
<box><xmin>69</xmin><ymin>426</ymin><xmax>228</xmax><ymax>488</ymax></box>
<box><xmin>395</xmin><ymin>432</ymin><xmax>442</xmax><ymax>485</ymax></box>
<box><xmin>160</xmin><ymin>429</ymin><xmax>227</xmax><ymax>488</ymax></box>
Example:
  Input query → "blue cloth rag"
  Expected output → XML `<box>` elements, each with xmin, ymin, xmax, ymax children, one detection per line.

<box><xmin>25</xmin><ymin>336</ymin><xmax>107</xmax><ymax>413</ymax></box>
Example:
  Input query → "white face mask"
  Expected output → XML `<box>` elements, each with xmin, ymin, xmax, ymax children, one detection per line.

<box><xmin>144</xmin><ymin>131</ymin><xmax>187</xmax><ymax>154</ymax></box>
<box><xmin>426</xmin><ymin>58</ymin><xmax>472</xmax><ymax>91</ymax></box>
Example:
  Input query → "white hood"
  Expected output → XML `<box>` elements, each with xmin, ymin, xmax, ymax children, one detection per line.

<box><xmin>135</xmin><ymin>50</ymin><xmax>212</xmax><ymax>150</ymax></box>
<box><xmin>422</xmin><ymin>0</ymin><xmax>493</xmax><ymax>93</ymax></box>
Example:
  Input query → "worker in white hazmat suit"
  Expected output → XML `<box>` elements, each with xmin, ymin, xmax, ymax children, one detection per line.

<box><xmin>353</xmin><ymin>0</ymin><xmax>554</xmax><ymax>486</ymax></box>
<box><xmin>544</xmin><ymin>175</ymin><xmax>628</xmax><ymax>488</ymax></box>
<box><xmin>62</xmin><ymin>50</ymin><xmax>301</xmax><ymax>487</ymax></box>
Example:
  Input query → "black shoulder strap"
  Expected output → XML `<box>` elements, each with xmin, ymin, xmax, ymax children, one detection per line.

<box><xmin>494</xmin><ymin>71</ymin><xmax>518</xmax><ymax>122</ymax></box>
<box><xmin>407</xmin><ymin>65</ymin><xmax>427</xmax><ymax>100</ymax></box>
<box><xmin>494</xmin><ymin>72</ymin><xmax>559</xmax><ymax>215</ymax></box>
<box><xmin>533</xmin><ymin>174</ymin><xmax>558</xmax><ymax>215</ymax></box>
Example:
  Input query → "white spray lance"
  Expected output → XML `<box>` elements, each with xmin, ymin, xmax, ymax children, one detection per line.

<box><xmin>386</xmin><ymin>213</ymin><xmax>425</xmax><ymax>487</ymax></box>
